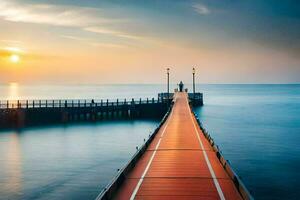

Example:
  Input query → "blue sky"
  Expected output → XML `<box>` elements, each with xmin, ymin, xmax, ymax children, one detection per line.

<box><xmin>0</xmin><ymin>0</ymin><xmax>299</xmax><ymax>83</ymax></box>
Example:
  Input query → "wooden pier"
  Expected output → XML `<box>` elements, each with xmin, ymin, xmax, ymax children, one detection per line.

<box><xmin>0</xmin><ymin>94</ymin><xmax>203</xmax><ymax>129</ymax></box>
<box><xmin>97</xmin><ymin>92</ymin><xmax>252</xmax><ymax>200</ymax></box>
<box><xmin>0</xmin><ymin>98</ymin><xmax>165</xmax><ymax>129</ymax></box>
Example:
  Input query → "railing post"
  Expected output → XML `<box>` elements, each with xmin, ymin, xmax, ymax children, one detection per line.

<box><xmin>84</xmin><ymin>100</ymin><xmax>86</xmax><ymax>107</ymax></box>
<box><xmin>26</xmin><ymin>100</ymin><xmax>28</xmax><ymax>108</ymax></box>
<box><xmin>72</xmin><ymin>100</ymin><xmax>74</xmax><ymax>107</ymax></box>
<box><xmin>59</xmin><ymin>100</ymin><xmax>61</xmax><ymax>108</ymax></box>
<box><xmin>147</xmin><ymin>98</ymin><xmax>149</xmax><ymax>104</ymax></box>
<box><xmin>7</xmin><ymin>100</ymin><xmax>9</xmax><ymax>109</ymax></box>
<box><xmin>17</xmin><ymin>100</ymin><xmax>20</xmax><ymax>108</ymax></box>
<box><xmin>53</xmin><ymin>100</ymin><xmax>55</xmax><ymax>108</ymax></box>
<box><xmin>132</xmin><ymin>98</ymin><xmax>135</xmax><ymax>105</ymax></box>
<box><xmin>117</xmin><ymin>99</ymin><xmax>119</xmax><ymax>106</ymax></box>
<box><xmin>152</xmin><ymin>97</ymin><xmax>154</xmax><ymax>103</ymax></box>
<box><xmin>33</xmin><ymin>100</ymin><xmax>35</xmax><ymax>108</ymax></box>
<box><xmin>39</xmin><ymin>100</ymin><xmax>41</xmax><ymax>108</ymax></box>
<box><xmin>124</xmin><ymin>99</ymin><xmax>126</xmax><ymax>105</ymax></box>
<box><xmin>46</xmin><ymin>100</ymin><xmax>48</xmax><ymax>108</ymax></box>
<box><xmin>65</xmin><ymin>100</ymin><xmax>67</xmax><ymax>108</ymax></box>
<box><xmin>101</xmin><ymin>99</ymin><xmax>103</xmax><ymax>106</ymax></box>
<box><xmin>78</xmin><ymin>100</ymin><xmax>80</xmax><ymax>107</ymax></box>
<box><xmin>140</xmin><ymin>98</ymin><xmax>142</xmax><ymax>104</ymax></box>
<box><xmin>107</xmin><ymin>99</ymin><xmax>109</xmax><ymax>106</ymax></box>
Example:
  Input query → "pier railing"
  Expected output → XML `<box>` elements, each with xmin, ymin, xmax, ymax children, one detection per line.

<box><xmin>193</xmin><ymin>112</ymin><xmax>254</xmax><ymax>200</ymax></box>
<box><xmin>0</xmin><ymin>97</ymin><xmax>170</xmax><ymax>129</ymax></box>
<box><xmin>0</xmin><ymin>93</ymin><xmax>203</xmax><ymax>129</ymax></box>
<box><xmin>158</xmin><ymin>92</ymin><xmax>203</xmax><ymax>106</ymax></box>
<box><xmin>0</xmin><ymin>98</ymin><xmax>164</xmax><ymax>109</ymax></box>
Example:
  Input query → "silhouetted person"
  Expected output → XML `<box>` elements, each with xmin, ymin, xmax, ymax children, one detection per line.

<box><xmin>179</xmin><ymin>81</ymin><xmax>184</xmax><ymax>92</ymax></box>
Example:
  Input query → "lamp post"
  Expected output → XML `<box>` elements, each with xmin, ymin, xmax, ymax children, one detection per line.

<box><xmin>167</xmin><ymin>68</ymin><xmax>170</xmax><ymax>102</ymax></box>
<box><xmin>192</xmin><ymin>67</ymin><xmax>195</xmax><ymax>100</ymax></box>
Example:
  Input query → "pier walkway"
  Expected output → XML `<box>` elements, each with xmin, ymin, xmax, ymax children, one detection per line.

<box><xmin>99</xmin><ymin>92</ymin><xmax>250</xmax><ymax>199</ymax></box>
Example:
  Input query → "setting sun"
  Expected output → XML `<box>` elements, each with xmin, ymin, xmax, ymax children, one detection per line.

<box><xmin>10</xmin><ymin>54</ymin><xmax>20</xmax><ymax>63</ymax></box>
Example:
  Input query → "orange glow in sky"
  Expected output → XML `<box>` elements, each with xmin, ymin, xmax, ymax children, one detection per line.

<box><xmin>0</xmin><ymin>0</ymin><xmax>299</xmax><ymax>84</ymax></box>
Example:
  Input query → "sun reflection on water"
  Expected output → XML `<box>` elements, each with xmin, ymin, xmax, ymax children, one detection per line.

<box><xmin>8</xmin><ymin>82</ymin><xmax>19</xmax><ymax>100</ymax></box>
<box><xmin>2</xmin><ymin>133</ymin><xmax>22</xmax><ymax>196</ymax></box>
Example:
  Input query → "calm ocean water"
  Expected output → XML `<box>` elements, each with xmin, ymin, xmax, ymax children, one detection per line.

<box><xmin>0</xmin><ymin>84</ymin><xmax>299</xmax><ymax>200</ymax></box>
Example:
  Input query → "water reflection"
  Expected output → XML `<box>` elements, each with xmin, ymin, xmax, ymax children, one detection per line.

<box><xmin>3</xmin><ymin>133</ymin><xmax>22</xmax><ymax>198</ymax></box>
<box><xmin>8</xmin><ymin>82</ymin><xmax>19</xmax><ymax>100</ymax></box>
<box><xmin>0</xmin><ymin>121</ymin><xmax>159</xmax><ymax>200</ymax></box>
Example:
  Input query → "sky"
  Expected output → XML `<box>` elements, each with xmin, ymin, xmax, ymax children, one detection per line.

<box><xmin>0</xmin><ymin>0</ymin><xmax>299</xmax><ymax>84</ymax></box>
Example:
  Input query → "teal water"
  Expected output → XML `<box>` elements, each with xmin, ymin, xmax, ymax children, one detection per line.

<box><xmin>0</xmin><ymin>84</ymin><xmax>299</xmax><ymax>200</ymax></box>
<box><xmin>0</xmin><ymin>121</ymin><xmax>159</xmax><ymax>200</ymax></box>
<box><xmin>194</xmin><ymin>84</ymin><xmax>300</xmax><ymax>200</ymax></box>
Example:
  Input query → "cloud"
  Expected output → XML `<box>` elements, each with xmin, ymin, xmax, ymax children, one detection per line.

<box><xmin>0</xmin><ymin>45</ymin><xmax>60</xmax><ymax>62</ymax></box>
<box><xmin>89</xmin><ymin>42</ymin><xmax>125</xmax><ymax>49</ymax></box>
<box><xmin>0</xmin><ymin>1</ymin><xmax>117</xmax><ymax>27</ymax></box>
<box><xmin>192</xmin><ymin>3</ymin><xmax>210</xmax><ymax>15</ymax></box>
<box><xmin>0</xmin><ymin>49</ymin><xmax>11</xmax><ymax>57</ymax></box>
<box><xmin>84</xmin><ymin>27</ymin><xmax>142</xmax><ymax>40</ymax></box>
<box><xmin>0</xmin><ymin>1</ymin><xmax>148</xmax><ymax>44</ymax></box>
<box><xmin>61</xmin><ymin>35</ymin><xmax>127</xmax><ymax>48</ymax></box>
<box><xmin>0</xmin><ymin>39</ymin><xmax>23</xmax><ymax>45</ymax></box>
<box><xmin>3</xmin><ymin>47</ymin><xmax>24</xmax><ymax>53</ymax></box>
<box><xmin>60</xmin><ymin>35</ymin><xmax>90</xmax><ymax>41</ymax></box>
<box><xmin>0</xmin><ymin>46</ymin><xmax>24</xmax><ymax>56</ymax></box>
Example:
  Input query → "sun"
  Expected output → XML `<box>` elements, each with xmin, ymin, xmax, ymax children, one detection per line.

<box><xmin>10</xmin><ymin>54</ymin><xmax>20</xmax><ymax>63</ymax></box>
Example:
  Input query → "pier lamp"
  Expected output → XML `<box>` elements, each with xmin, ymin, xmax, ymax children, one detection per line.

<box><xmin>192</xmin><ymin>67</ymin><xmax>195</xmax><ymax>100</ymax></box>
<box><xmin>167</xmin><ymin>68</ymin><xmax>170</xmax><ymax>102</ymax></box>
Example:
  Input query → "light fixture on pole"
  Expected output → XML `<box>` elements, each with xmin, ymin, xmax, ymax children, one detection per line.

<box><xmin>167</xmin><ymin>68</ymin><xmax>170</xmax><ymax>102</ymax></box>
<box><xmin>192</xmin><ymin>67</ymin><xmax>195</xmax><ymax>100</ymax></box>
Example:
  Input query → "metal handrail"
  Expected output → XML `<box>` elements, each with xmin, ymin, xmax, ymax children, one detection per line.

<box><xmin>0</xmin><ymin>97</ymin><xmax>165</xmax><ymax>109</ymax></box>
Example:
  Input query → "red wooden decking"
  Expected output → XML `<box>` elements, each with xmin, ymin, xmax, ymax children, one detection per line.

<box><xmin>112</xmin><ymin>92</ymin><xmax>243</xmax><ymax>200</ymax></box>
